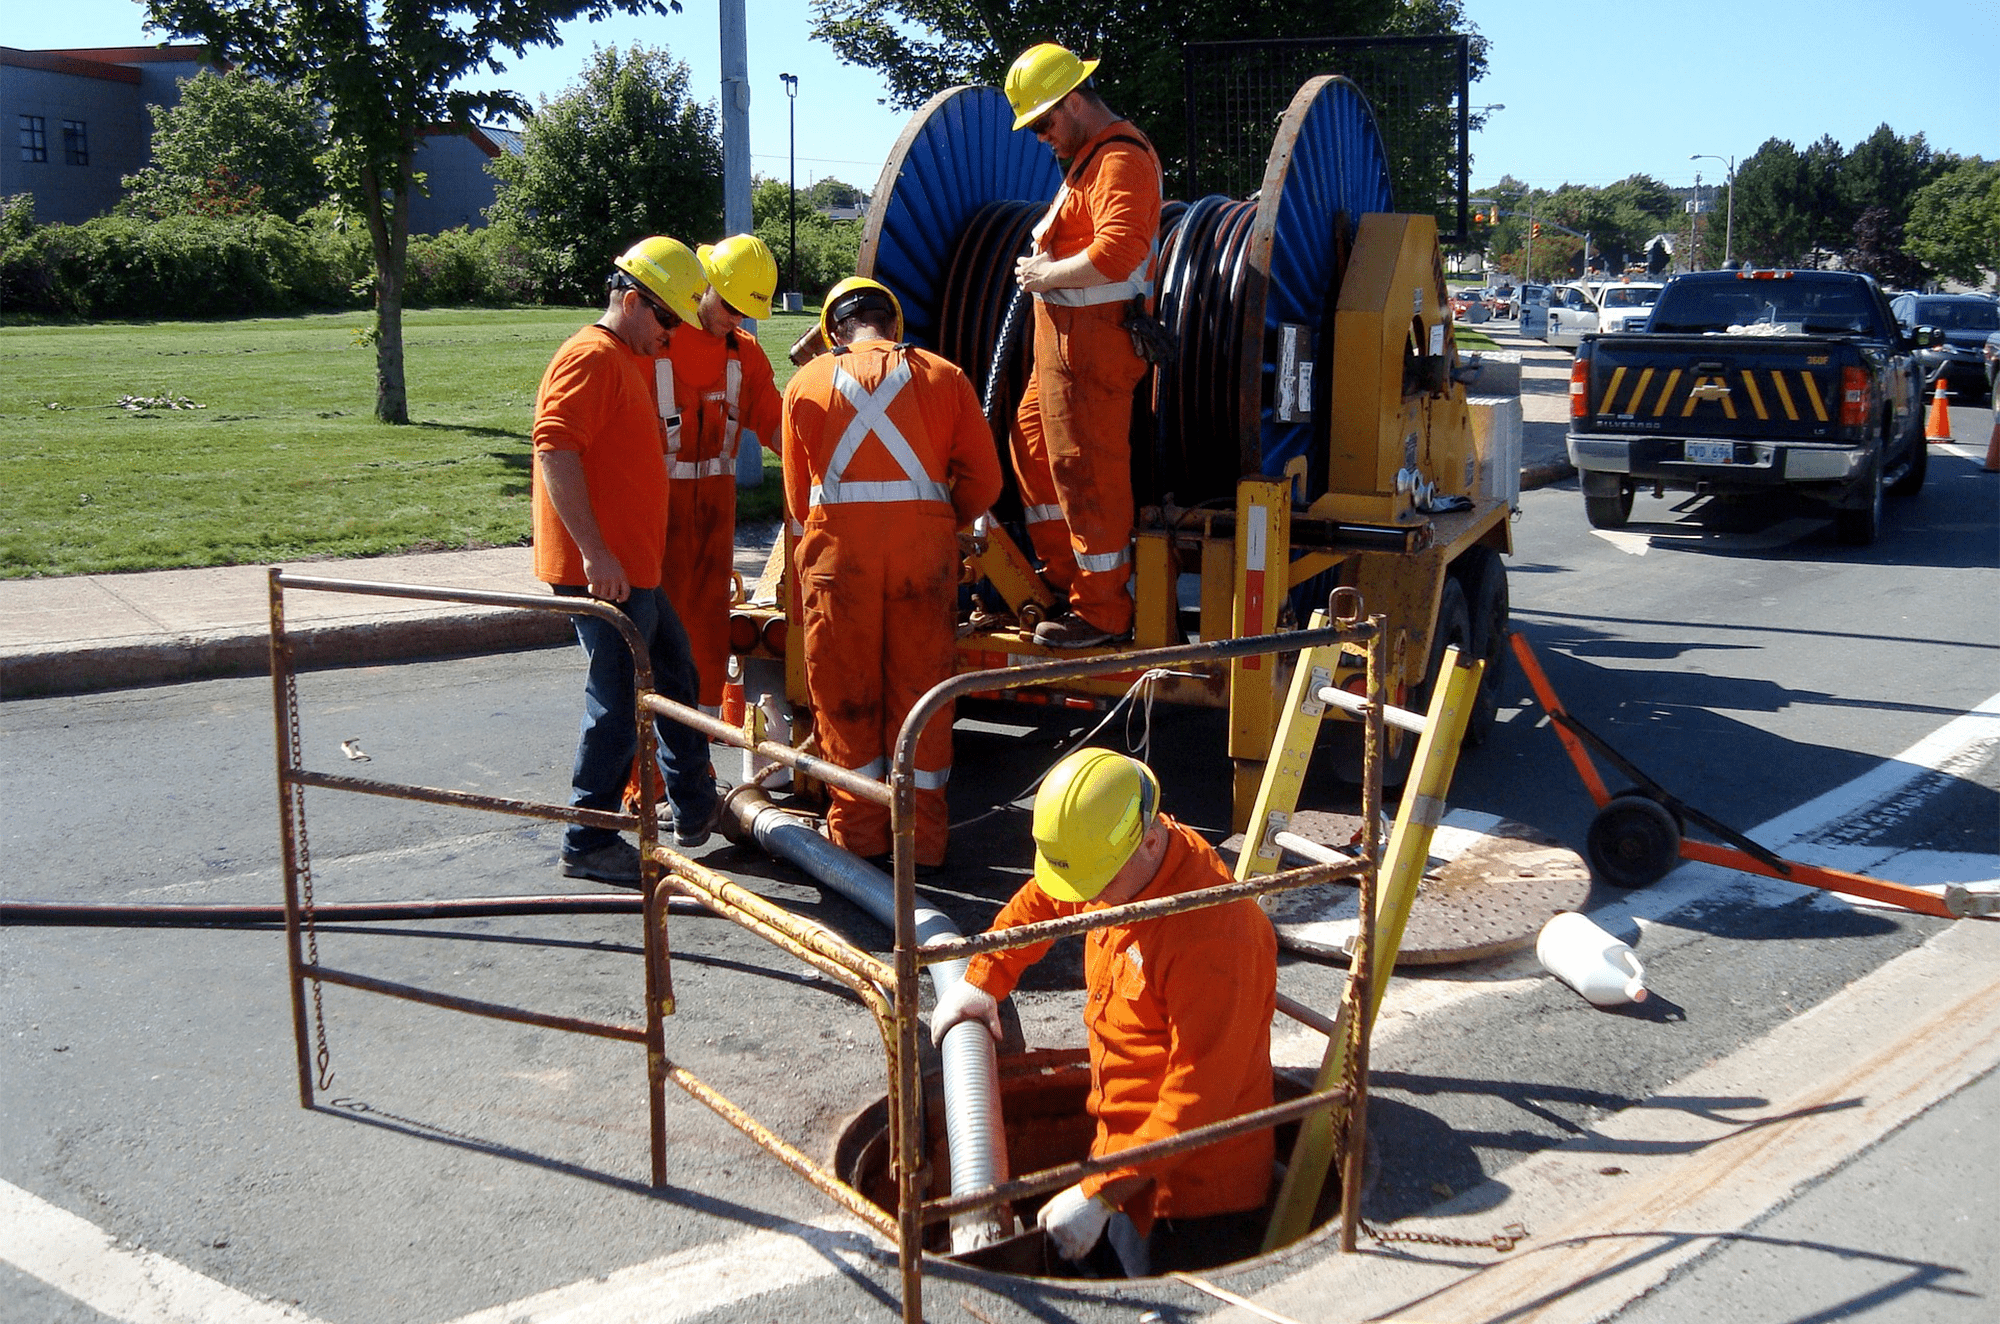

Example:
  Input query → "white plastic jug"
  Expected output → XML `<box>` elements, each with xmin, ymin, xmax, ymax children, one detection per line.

<box><xmin>1536</xmin><ymin>911</ymin><xmax>1648</xmax><ymax>1007</ymax></box>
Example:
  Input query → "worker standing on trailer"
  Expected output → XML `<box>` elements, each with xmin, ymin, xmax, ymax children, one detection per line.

<box><xmin>532</xmin><ymin>237</ymin><xmax>722</xmax><ymax>883</ymax></box>
<box><xmin>931</xmin><ymin>749</ymin><xmax>1277</xmax><ymax>1274</ymax></box>
<box><xmin>781</xmin><ymin>277</ymin><xmax>1002</xmax><ymax>870</ymax></box>
<box><xmin>657</xmin><ymin>233</ymin><xmax>784</xmax><ymax>713</ymax></box>
<box><xmin>1004</xmin><ymin>41</ymin><xmax>1162</xmax><ymax>649</ymax></box>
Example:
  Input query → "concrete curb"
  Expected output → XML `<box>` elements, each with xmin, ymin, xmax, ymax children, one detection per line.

<box><xmin>1520</xmin><ymin>459</ymin><xmax>1576</xmax><ymax>491</ymax></box>
<box><xmin>2</xmin><ymin>609</ymin><xmax>573</xmax><ymax>700</ymax></box>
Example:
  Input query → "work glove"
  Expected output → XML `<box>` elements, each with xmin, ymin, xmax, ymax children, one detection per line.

<box><xmin>1037</xmin><ymin>1183</ymin><xmax>1114</xmax><ymax>1261</ymax></box>
<box><xmin>929</xmin><ymin>979</ymin><xmax>1001</xmax><ymax>1047</ymax></box>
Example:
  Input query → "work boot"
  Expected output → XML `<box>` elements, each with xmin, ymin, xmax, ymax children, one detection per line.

<box><xmin>1034</xmin><ymin>612</ymin><xmax>1115</xmax><ymax>649</ymax></box>
<box><xmin>559</xmin><ymin>838</ymin><xmax>643</xmax><ymax>885</ymax></box>
<box><xmin>673</xmin><ymin>795</ymin><xmax>724</xmax><ymax>850</ymax></box>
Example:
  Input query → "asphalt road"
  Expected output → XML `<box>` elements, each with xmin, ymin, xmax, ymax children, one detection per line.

<box><xmin>4</xmin><ymin>433</ymin><xmax>1997</xmax><ymax>1324</ymax></box>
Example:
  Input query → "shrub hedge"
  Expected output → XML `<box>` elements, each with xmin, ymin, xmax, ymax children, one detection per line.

<box><xmin>0</xmin><ymin>195</ymin><xmax>549</xmax><ymax>318</ymax></box>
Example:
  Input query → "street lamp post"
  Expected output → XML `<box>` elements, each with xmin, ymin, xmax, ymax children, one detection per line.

<box><xmin>780</xmin><ymin>72</ymin><xmax>799</xmax><ymax>307</ymax></box>
<box><xmin>1690</xmin><ymin>152</ymin><xmax>1734</xmax><ymax>266</ymax></box>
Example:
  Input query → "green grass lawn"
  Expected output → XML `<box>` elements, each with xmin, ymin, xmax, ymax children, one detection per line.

<box><xmin>0</xmin><ymin>306</ymin><xmax>819</xmax><ymax>578</ymax></box>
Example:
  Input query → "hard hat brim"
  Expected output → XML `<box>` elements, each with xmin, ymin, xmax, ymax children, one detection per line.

<box><xmin>1011</xmin><ymin>56</ymin><xmax>1099</xmax><ymax>131</ymax></box>
<box><xmin>1032</xmin><ymin>842</ymin><xmax>1121</xmax><ymax>903</ymax></box>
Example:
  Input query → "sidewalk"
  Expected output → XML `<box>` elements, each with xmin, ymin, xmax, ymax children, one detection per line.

<box><xmin>2</xmin><ymin>334</ymin><xmax>1574</xmax><ymax>701</ymax></box>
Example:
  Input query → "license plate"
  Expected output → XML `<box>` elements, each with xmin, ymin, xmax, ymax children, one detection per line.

<box><xmin>1685</xmin><ymin>440</ymin><xmax>1735</xmax><ymax>464</ymax></box>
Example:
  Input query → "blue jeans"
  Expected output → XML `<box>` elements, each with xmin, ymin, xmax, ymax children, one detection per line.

<box><xmin>554</xmin><ymin>585</ymin><xmax>717</xmax><ymax>855</ymax></box>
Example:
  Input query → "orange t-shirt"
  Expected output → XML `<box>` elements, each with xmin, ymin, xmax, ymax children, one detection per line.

<box><xmin>660</xmin><ymin>323</ymin><xmax>782</xmax><ymax>464</ymax></box>
<box><xmin>964</xmin><ymin>816</ymin><xmax>1277</xmax><ymax>1228</ymax></box>
<box><xmin>1040</xmin><ymin>119</ymin><xmax>1162</xmax><ymax>287</ymax></box>
<box><xmin>780</xmin><ymin>340</ymin><xmax>1003</xmax><ymax>532</ymax></box>
<box><xmin>530</xmin><ymin>324</ymin><xmax>668</xmax><ymax>589</ymax></box>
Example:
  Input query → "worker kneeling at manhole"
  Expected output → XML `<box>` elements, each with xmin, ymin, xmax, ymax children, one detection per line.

<box><xmin>931</xmin><ymin>748</ymin><xmax>1278</xmax><ymax>1277</ymax></box>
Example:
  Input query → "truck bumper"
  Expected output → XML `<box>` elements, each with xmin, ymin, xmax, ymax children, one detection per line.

<box><xmin>1567</xmin><ymin>434</ymin><xmax>1869</xmax><ymax>488</ymax></box>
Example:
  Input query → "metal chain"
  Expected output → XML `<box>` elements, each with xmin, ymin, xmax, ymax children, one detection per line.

<box><xmin>284</xmin><ymin>659</ymin><xmax>335</xmax><ymax>1091</ymax></box>
<box><xmin>1358</xmin><ymin>1218</ymin><xmax>1529</xmax><ymax>1253</ymax></box>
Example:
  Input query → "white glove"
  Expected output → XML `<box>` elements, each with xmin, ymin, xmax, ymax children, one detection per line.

<box><xmin>929</xmin><ymin>979</ymin><xmax>1001</xmax><ymax>1047</ymax></box>
<box><xmin>1037</xmin><ymin>1183</ymin><xmax>1114</xmax><ymax>1261</ymax></box>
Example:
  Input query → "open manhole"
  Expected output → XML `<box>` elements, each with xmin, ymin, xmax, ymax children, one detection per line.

<box><xmin>833</xmin><ymin>1048</ymin><xmax>1354</xmax><ymax>1280</ymax></box>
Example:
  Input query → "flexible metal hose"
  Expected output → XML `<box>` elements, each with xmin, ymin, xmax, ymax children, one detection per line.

<box><xmin>727</xmin><ymin>788</ymin><xmax>1015</xmax><ymax>1252</ymax></box>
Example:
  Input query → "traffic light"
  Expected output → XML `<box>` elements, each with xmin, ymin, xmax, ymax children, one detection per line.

<box><xmin>1474</xmin><ymin>211</ymin><xmax>1487</xmax><ymax>224</ymax></box>
<box><xmin>1533</xmin><ymin>223</ymin><xmax>1542</xmax><ymax>238</ymax></box>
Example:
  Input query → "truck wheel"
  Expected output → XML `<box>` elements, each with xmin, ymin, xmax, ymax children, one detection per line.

<box><xmin>1887</xmin><ymin>432</ymin><xmax>1928</xmax><ymax>497</ymax></box>
<box><xmin>1833</xmin><ymin>455</ymin><xmax>1884</xmax><ymax>546</ymax></box>
<box><xmin>1582</xmin><ymin>472</ymin><xmax>1634</xmax><ymax>529</ymax></box>
<box><xmin>1586</xmin><ymin>794</ymin><xmax>1682</xmax><ymax>889</ymax></box>
<box><xmin>1453</xmin><ymin>546</ymin><xmax>1509</xmax><ymax>746</ymax></box>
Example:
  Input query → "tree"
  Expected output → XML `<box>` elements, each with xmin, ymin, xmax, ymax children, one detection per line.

<box><xmin>121</xmin><ymin>69</ymin><xmax>327</xmax><ymax>221</ymax></box>
<box><xmin>1841</xmin><ymin>124</ymin><xmax>1941</xmax><ymax>283</ymax></box>
<box><xmin>487</xmin><ymin>43</ymin><xmax>723</xmax><ymax>303</ymax></box>
<box><xmin>1905</xmin><ymin>158</ymin><xmax>2000</xmax><ymax>287</ymax></box>
<box><xmin>144</xmin><ymin>0</ymin><xmax>681</xmax><ymax>425</ymax></box>
<box><xmin>752</xmin><ymin>177</ymin><xmax>862</xmax><ymax>298</ymax></box>
<box><xmin>808</xmin><ymin>0</ymin><xmax>1484</xmax><ymax>201</ymax></box>
<box><xmin>806</xmin><ymin>177</ymin><xmax>868</xmax><ymax>211</ymax></box>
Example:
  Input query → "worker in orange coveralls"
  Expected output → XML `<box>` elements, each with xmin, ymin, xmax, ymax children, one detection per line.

<box><xmin>1004</xmin><ymin>42</ymin><xmax>1163</xmax><ymax>649</ymax></box>
<box><xmin>780</xmin><ymin>276</ymin><xmax>1002</xmax><ymax>870</ymax></box>
<box><xmin>657</xmin><ymin>233</ymin><xmax>783</xmax><ymax>711</ymax></box>
<box><xmin>931</xmin><ymin>749</ymin><xmax>1278</xmax><ymax>1275</ymax></box>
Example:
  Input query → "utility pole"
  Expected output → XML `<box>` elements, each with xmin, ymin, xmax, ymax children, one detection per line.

<box><xmin>719</xmin><ymin>0</ymin><xmax>751</xmax><ymax>241</ymax></box>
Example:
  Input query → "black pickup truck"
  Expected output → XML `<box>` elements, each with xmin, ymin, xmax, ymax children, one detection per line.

<box><xmin>1565</xmin><ymin>269</ymin><xmax>1928</xmax><ymax>544</ymax></box>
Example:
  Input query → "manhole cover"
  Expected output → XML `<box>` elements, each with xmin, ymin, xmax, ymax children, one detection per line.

<box><xmin>1242</xmin><ymin>810</ymin><xmax>1592</xmax><ymax>965</ymax></box>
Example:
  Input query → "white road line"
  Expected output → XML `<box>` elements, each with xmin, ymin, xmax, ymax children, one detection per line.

<box><xmin>437</xmin><ymin>1214</ymin><xmax>883</xmax><ymax>1324</ymax></box>
<box><xmin>0</xmin><ymin>1180</ymin><xmax>328</xmax><ymax>1324</ymax></box>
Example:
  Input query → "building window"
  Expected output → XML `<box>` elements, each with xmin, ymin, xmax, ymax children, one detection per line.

<box><xmin>62</xmin><ymin>120</ymin><xmax>89</xmax><ymax>166</ymax></box>
<box><xmin>19</xmin><ymin>115</ymin><xmax>47</xmax><ymax>163</ymax></box>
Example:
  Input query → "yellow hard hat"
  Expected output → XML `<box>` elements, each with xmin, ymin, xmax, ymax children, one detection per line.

<box><xmin>1005</xmin><ymin>42</ymin><xmax>1100</xmax><ymax>131</ymax></box>
<box><xmin>698</xmin><ymin>233</ymin><xmax>778</xmax><ymax>320</ymax></box>
<box><xmin>613</xmin><ymin>236</ymin><xmax>706</xmax><ymax>326</ymax></box>
<box><xmin>1031</xmin><ymin>748</ymin><xmax>1160</xmax><ymax>903</ymax></box>
<box><xmin>820</xmin><ymin>275</ymin><xmax>904</xmax><ymax>343</ymax></box>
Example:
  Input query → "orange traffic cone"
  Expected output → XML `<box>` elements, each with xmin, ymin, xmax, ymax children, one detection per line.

<box><xmin>1925</xmin><ymin>377</ymin><xmax>1953</xmax><ymax>441</ymax></box>
<box><xmin>1984</xmin><ymin>411</ymin><xmax>1999</xmax><ymax>473</ymax></box>
<box><xmin>720</xmin><ymin>658</ymin><xmax>747</xmax><ymax>727</ymax></box>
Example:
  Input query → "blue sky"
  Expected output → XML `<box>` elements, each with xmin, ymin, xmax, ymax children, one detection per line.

<box><xmin>13</xmin><ymin>0</ymin><xmax>1995</xmax><ymax>200</ymax></box>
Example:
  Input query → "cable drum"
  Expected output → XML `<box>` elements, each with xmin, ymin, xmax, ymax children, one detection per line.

<box><xmin>860</xmin><ymin>74</ymin><xmax>1393</xmax><ymax>510</ymax></box>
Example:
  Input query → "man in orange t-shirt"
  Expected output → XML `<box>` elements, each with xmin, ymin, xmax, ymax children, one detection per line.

<box><xmin>532</xmin><ymin>237</ymin><xmax>721</xmax><ymax>884</ymax></box>
<box><xmin>1003</xmin><ymin>43</ymin><xmax>1163</xmax><ymax>649</ymax></box>
<box><xmin>931</xmin><ymin>749</ymin><xmax>1277</xmax><ymax>1275</ymax></box>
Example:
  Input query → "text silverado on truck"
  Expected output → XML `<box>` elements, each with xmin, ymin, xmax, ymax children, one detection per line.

<box><xmin>1565</xmin><ymin>269</ymin><xmax>1929</xmax><ymax>545</ymax></box>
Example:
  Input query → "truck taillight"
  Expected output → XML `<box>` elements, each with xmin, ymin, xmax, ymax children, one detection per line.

<box><xmin>1570</xmin><ymin>356</ymin><xmax>1589</xmax><ymax>418</ymax></box>
<box><xmin>1839</xmin><ymin>366</ymin><xmax>1869</xmax><ymax>426</ymax></box>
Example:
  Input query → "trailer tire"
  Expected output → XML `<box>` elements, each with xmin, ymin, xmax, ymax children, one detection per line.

<box><xmin>1454</xmin><ymin>547</ymin><xmax>1509</xmax><ymax>746</ymax></box>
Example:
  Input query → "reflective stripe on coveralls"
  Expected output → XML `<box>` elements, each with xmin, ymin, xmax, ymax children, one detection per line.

<box><xmin>809</xmin><ymin>359</ymin><xmax>953</xmax><ymax>508</ymax></box>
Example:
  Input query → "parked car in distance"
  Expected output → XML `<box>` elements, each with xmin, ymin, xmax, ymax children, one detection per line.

<box><xmin>1545</xmin><ymin>283</ymin><xmax>1600</xmax><ymax>348</ymax></box>
<box><xmin>1519</xmin><ymin>284</ymin><xmax>1552</xmax><ymax>338</ymax></box>
<box><xmin>1595</xmin><ymin>279</ymin><xmax>1666</xmax><ymax>334</ymax></box>
<box><xmin>1483</xmin><ymin>284</ymin><xmax>1519</xmax><ymax>318</ymax></box>
<box><xmin>1451</xmin><ymin>290</ymin><xmax>1492</xmax><ymax>322</ymax></box>
<box><xmin>1890</xmin><ymin>292</ymin><xmax>1999</xmax><ymax>405</ymax></box>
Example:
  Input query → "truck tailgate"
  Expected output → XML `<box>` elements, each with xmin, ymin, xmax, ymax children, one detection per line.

<box><xmin>1579</xmin><ymin>334</ymin><xmax>1850</xmax><ymax>441</ymax></box>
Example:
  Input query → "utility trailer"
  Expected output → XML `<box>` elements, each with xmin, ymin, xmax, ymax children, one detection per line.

<box><xmin>733</xmin><ymin>77</ymin><xmax>1519</xmax><ymax>825</ymax></box>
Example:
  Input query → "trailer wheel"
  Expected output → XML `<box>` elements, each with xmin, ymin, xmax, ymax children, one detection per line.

<box><xmin>1586</xmin><ymin>794</ymin><xmax>1681</xmax><ymax>889</ymax></box>
<box><xmin>1454</xmin><ymin>547</ymin><xmax>1509</xmax><ymax>746</ymax></box>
